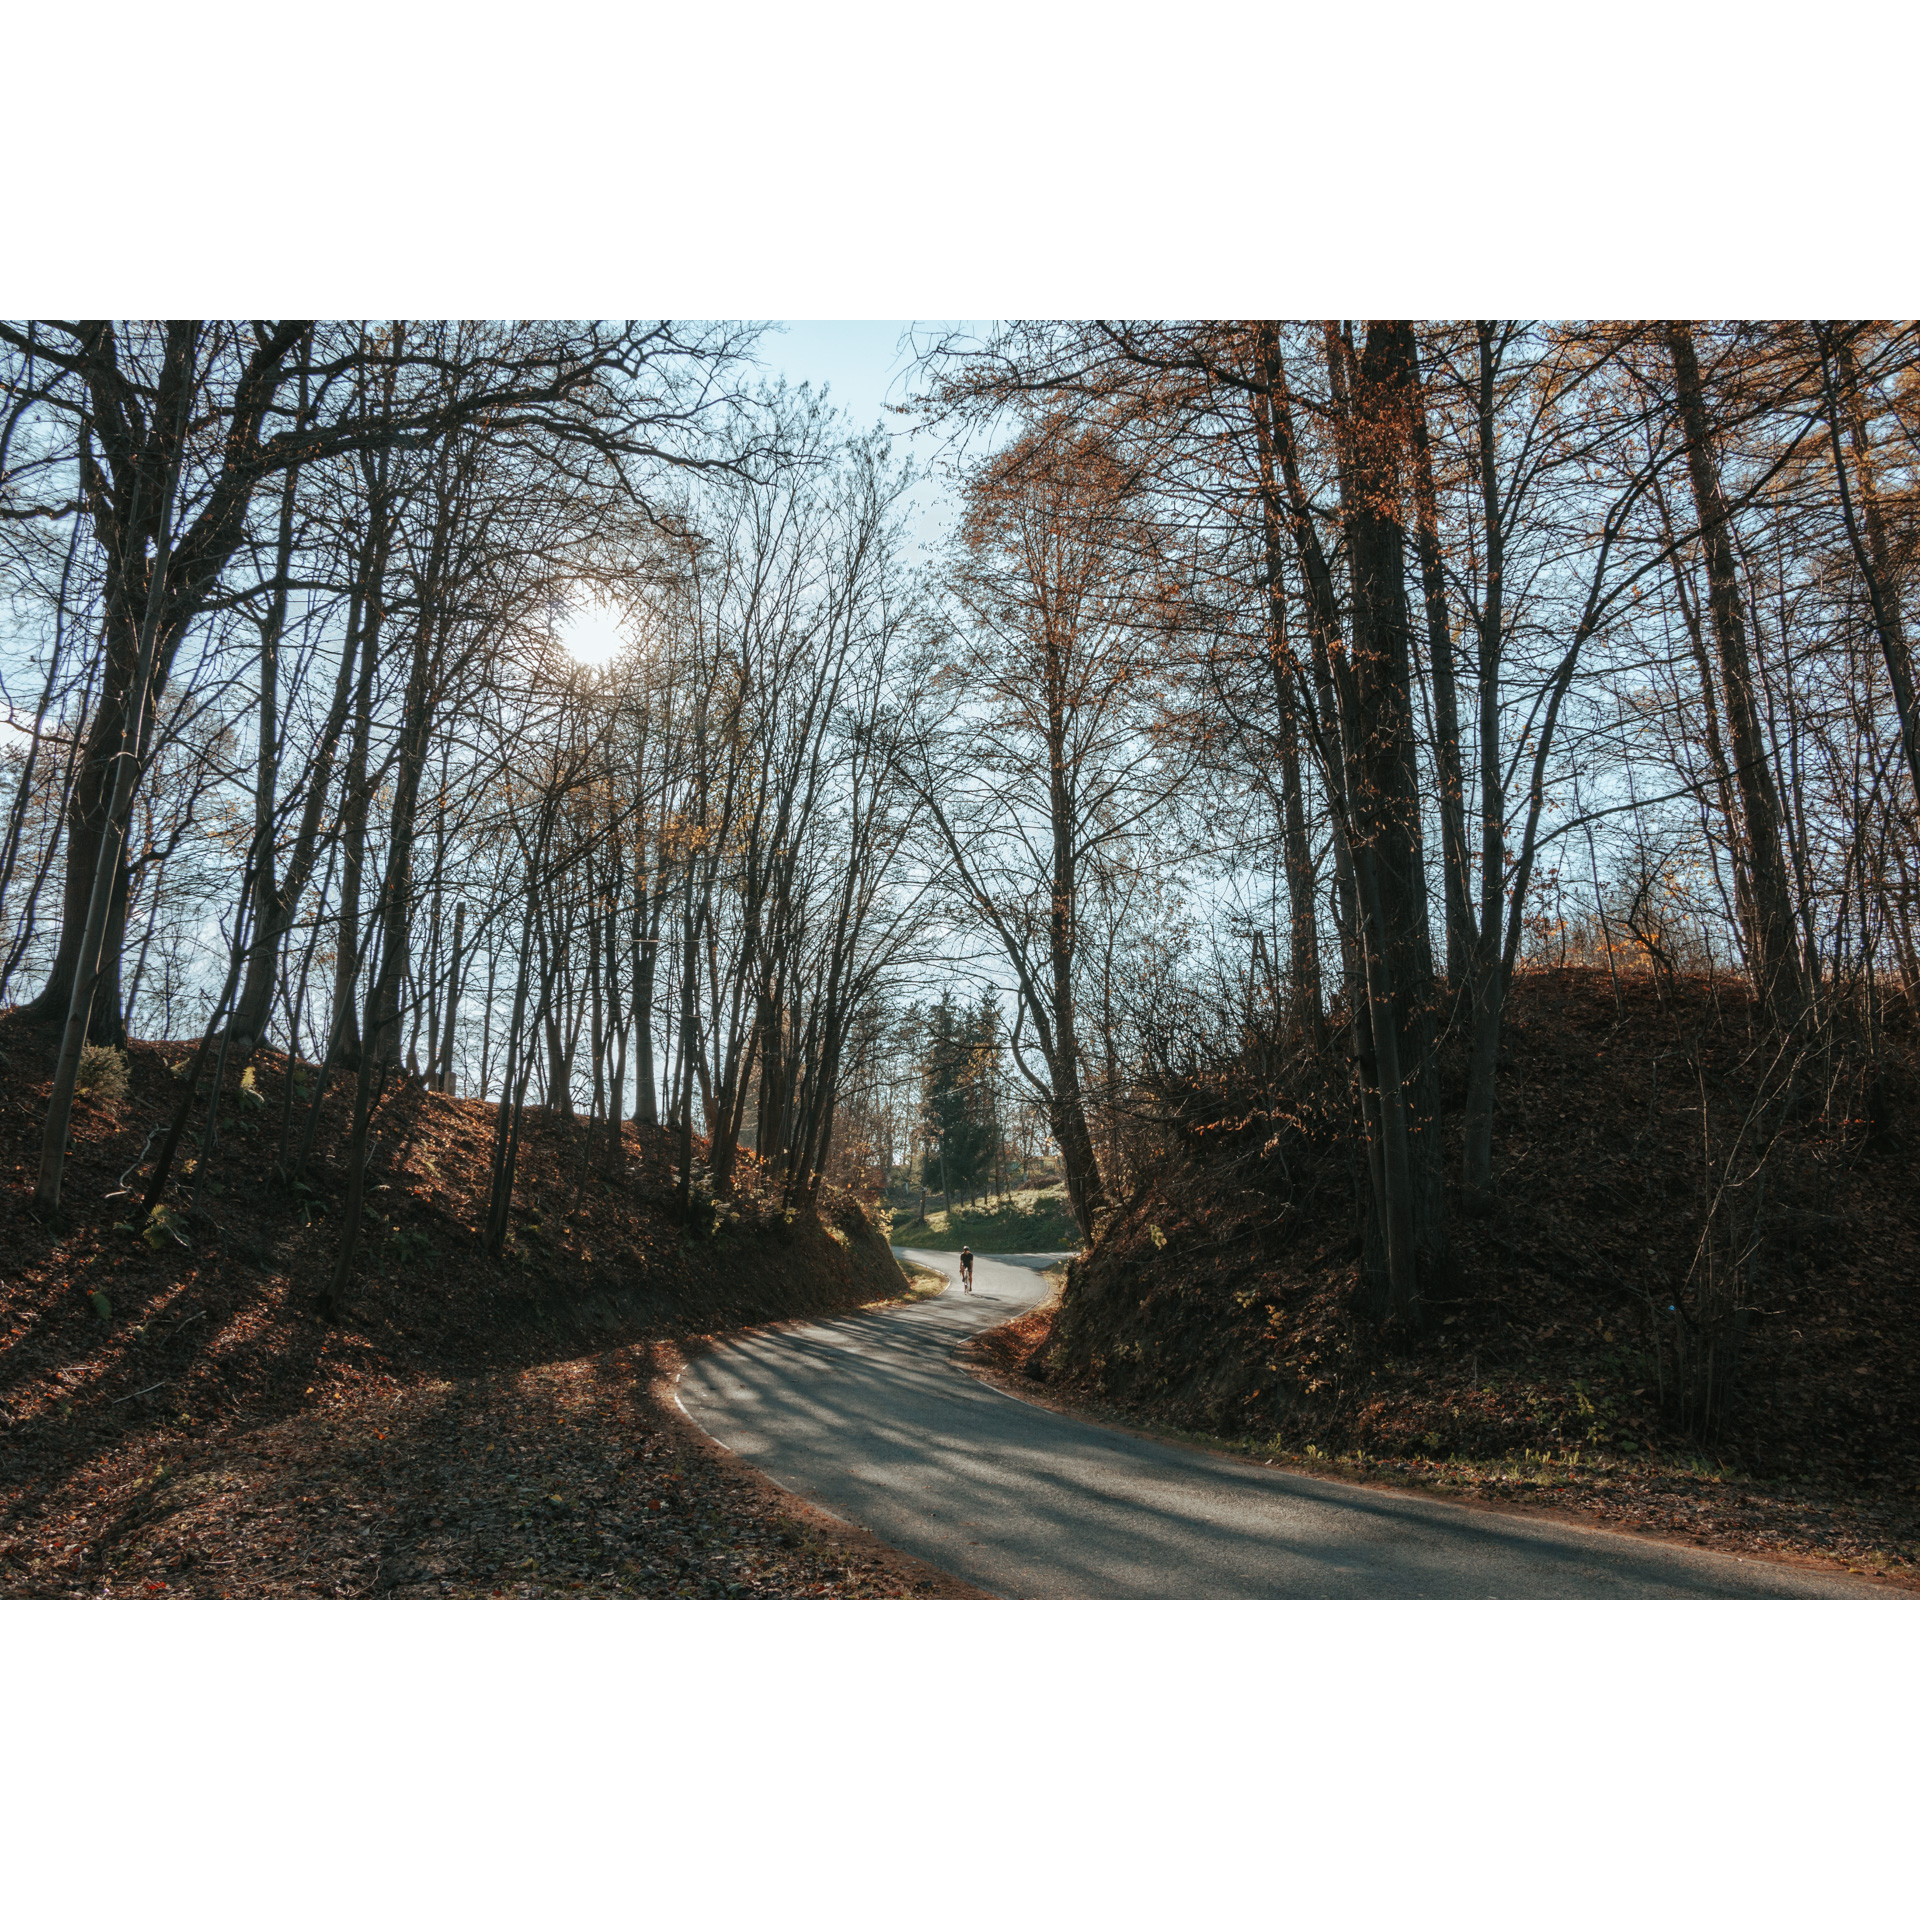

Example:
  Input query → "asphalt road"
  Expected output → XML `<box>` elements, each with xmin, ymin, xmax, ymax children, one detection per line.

<box><xmin>676</xmin><ymin>1250</ymin><xmax>1887</xmax><ymax>1599</ymax></box>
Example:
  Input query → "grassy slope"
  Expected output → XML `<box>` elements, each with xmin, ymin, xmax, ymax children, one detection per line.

<box><xmin>886</xmin><ymin>1185</ymin><xmax>1082</xmax><ymax>1253</ymax></box>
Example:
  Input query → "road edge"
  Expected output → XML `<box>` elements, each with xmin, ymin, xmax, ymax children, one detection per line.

<box><xmin>653</xmin><ymin>1332</ymin><xmax>994</xmax><ymax>1600</ymax></box>
<box><xmin>951</xmin><ymin>1310</ymin><xmax>1914</xmax><ymax>1598</ymax></box>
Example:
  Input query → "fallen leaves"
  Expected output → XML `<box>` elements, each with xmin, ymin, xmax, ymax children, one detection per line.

<box><xmin>1</xmin><ymin>1028</ymin><xmax>937</xmax><ymax>1602</ymax></box>
<box><xmin>969</xmin><ymin>977</ymin><xmax>1920</xmax><ymax>1590</ymax></box>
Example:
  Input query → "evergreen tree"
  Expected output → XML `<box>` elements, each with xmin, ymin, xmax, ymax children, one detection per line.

<box><xmin>920</xmin><ymin>989</ymin><xmax>997</xmax><ymax>1203</ymax></box>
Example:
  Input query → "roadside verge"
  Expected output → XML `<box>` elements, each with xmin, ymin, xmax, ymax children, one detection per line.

<box><xmin>954</xmin><ymin>1285</ymin><xmax>1916</xmax><ymax>1595</ymax></box>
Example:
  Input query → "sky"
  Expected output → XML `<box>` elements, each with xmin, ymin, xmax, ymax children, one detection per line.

<box><xmin>557</xmin><ymin>322</ymin><xmax>969</xmax><ymax>663</ymax></box>
<box><xmin>755</xmin><ymin>320</ymin><xmax>926</xmax><ymax>437</ymax></box>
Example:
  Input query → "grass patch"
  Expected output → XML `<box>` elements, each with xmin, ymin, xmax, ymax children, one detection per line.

<box><xmin>887</xmin><ymin>1186</ymin><xmax>1082</xmax><ymax>1253</ymax></box>
<box><xmin>75</xmin><ymin>1043</ymin><xmax>130</xmax><ymax>1108</ymax></box>
<box><xmin>893</xmin><ymin>1259</ymin><xmax>950</xmax><ymax>1300</ymax></box>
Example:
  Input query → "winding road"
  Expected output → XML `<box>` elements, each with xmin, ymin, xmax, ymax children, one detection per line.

<box><xmin>676</xmin><ymin>1250</ymin><xmax>1887</xmax><ymax>1599</ymax></box>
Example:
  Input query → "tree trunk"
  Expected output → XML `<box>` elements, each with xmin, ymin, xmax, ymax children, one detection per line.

<box><xmin>23</xmin><ymin>322</ymin><xmax>310</xmax><ymax>1039</ymax></box>
<box><xmin>1460</xmin><ymin>323</ymin><xmax>1511</xmax><ymax>1211</ymax></box>
<box><xmin>317</xmin><ymin>592</ymin><xmax>442</xmax><ymax>1312</ymax></box>
<box><xmin>328</xmin><ymin>568</ymin><xmax>384</xmax><ymax>1067</ymax></box>
<box><xmin>1044</xmin><ymin>661</ymin><xmax>1105</xmax><ymax>1240</ymax></box>
<box><xmin>229</xmin><ymin>346</ymin><xmax>309</xmax><ymax>1055</ymax></box>
<box><xmin>34</xmin><ymin>331</ymin><xmax>199</xmax><ymax>1210</ymax></box>
<box><xmin>1332</xmin><ymin>321</ymin><xmax>1450</xmax><ymax>1319</ymax></box>
<box><xmin>1407</xmin><ymin>333</ymin><xmax>1474</xmax><ymax>993</ymax></box>
<box><xmin>1250</xmin><ymin>325</ymin><xmax>1326</xmax><ymax>1053</ymax></box>
<box><xmin>630</xmin><ymin>858</ymin><xmax>665</xmax><ymax>1127</ymax></box>
<box><xmin>1820</xmin><ymin>323</ymin><xmax>1920</xmax><ymax>811</ymax></box>
<box><xmin>435</xmin><ymin>898</ymin><xmax>466</xmax><ymax>1091</ymax></box>
<box><xmin>483</xmin><ymin>899</ymin><xmax>540</xmax><ymax>1255</ymax></box>
<box><xmin>0</xmin><ymin>516</ymin><xmax>83</xmax><ymax>974</ymax></box>
<box><xmin>1655</xmin><ymin>476</ymin><xmax>1757</xmax><ymax>959</ymax></box>
<box><xmin>1665</xmin><ymin>321</ymin><xmax>1806</xmax><ymax>1028</ymax></box>
<box><xmin>674</xmin><ymin>860</ymin><xmax>704</xmax><ymax>1211</ymax></box>
<box><xmin>1263</xmin><ymin>332</ymin><xmax>1403</xmax><ymax>1307</ymax></box>
<box><xmin>227</xmin><ymin>556</ymin><xmax>375</xmax><ymax>1054</ymax></box>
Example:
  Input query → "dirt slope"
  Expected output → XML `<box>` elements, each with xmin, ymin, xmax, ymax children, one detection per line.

<box><xmin>1012</xmin><ymin>968</ymin><xmax>1920</xmax><ymax>1581</ymax></box>
<box><xmin>0</xmin><ymin>1022</ymin><xmax>956</xmax><ymax>1598</ymax></box>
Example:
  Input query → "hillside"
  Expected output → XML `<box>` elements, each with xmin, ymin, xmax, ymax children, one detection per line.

<box><xmin>984</xmin><ymin>968</ymin><xmax>1920</xmax><ymax>1582</ymax></box>
<box><xmin>887</xmin><ymin>1185</ymin><xmax>1082</xmax><ymax>1253</ymax></box>
<box><xmin>0</xmin><ymin>1021</ymin><xmax>967</xmax><ymax>1599</ymax></box>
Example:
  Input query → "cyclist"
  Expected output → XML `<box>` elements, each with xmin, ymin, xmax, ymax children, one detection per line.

<box><xmin>960</xmin><ymin>1245</ymin><xmax>974</xmax><ymax>1292</ymax></box>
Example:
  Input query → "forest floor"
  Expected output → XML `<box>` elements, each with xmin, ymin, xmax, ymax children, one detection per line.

<box><xmin>0</xmin><ymin>1022</ymin><xmax>976</xmax><ymax>1599</ymax></box>
<box><xmin>977</xmin><ymin>969</ymin><xmax>1920</xmax><ymax>1592</ymax></box>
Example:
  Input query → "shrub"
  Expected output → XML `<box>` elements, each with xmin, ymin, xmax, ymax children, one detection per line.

<box><xmin>75</xmin><ymin>1043</ymin><xmax>130</xmax><ymax>1108</ymax></box>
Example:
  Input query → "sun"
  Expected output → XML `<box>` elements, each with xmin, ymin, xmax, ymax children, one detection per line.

<box><xmin>555</xmin><ymin>592</ymin><xmax>630</xmax><ymax>665</ymax></box>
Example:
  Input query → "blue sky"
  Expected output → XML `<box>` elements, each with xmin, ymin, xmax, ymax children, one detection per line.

<box><xmin>752</xmin><ymin>320</ymin><xmax>926</xmax><ymax>435</ymax></box>
<box><xmin>561</xmin><ymin>321</ymin><xmax>966</xmax><ymax>661</ymax></box>
<box><xmin>752</xmin><ymin>320</ymin><xmax>970</xmax><ymax>567</ymax></box>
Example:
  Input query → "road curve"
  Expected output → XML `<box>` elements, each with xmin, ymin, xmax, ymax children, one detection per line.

<box><xmin>675</xmin><ymin>1250</ymin><xmax>1889</xmax><ymax>1599</ymax></box>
